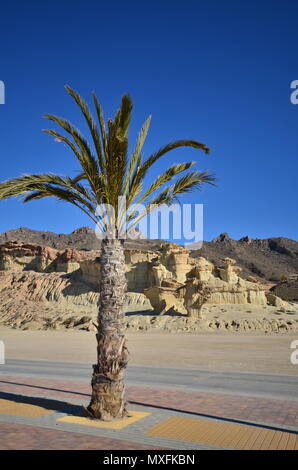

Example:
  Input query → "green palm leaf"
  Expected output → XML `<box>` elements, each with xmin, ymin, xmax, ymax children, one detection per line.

<box><xmin>0</xmin><ymin>88</ymin><xmax>215</xmax><ymax>237</ymax></box>
<box><xmin>114</xmin><ymin>94</ymin><xmax>133</xmax><ymax>137</ymax></box>
<box><xmin>123</xmin><ymin>116</ymin><xmax>151</xmax><ymax>198</ymax></box>
<box><xmin>92</xmin><ymin>92</ymin><xmax>107</xmax><ymax>159</ymax></box>
<box><xmin>137</xmin><ymin>140</ymin><xmax>210</xmax><ymax>181</ymax></box>
<box><xmin>126</xmin><ymin>171</ymin><xmax>216</xmax><ymax>229</ymax></box>
<box><xmin>65</xmin><ymin>86</ymin><xmax>105</xmax><ymax>173</ymax></box>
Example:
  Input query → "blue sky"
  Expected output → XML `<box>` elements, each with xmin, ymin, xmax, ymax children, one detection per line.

<box><xmin>0</xmin><ymin>0</ymin><xmax>297</xmax><ymax>241</ymax></box>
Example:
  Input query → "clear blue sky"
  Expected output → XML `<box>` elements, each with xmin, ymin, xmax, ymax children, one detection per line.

<box><xmin>0</xmin><ymin>0</ymin><xmax>297</xmax><ymax>241</ymax></box>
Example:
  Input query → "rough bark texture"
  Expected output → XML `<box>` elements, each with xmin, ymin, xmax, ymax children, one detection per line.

<box><xmin>87</xmin><ymin>238</ymin><xmax>129</xmax><ymax>420</ymax></box>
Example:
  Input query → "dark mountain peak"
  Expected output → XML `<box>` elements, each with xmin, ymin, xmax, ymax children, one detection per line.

<box><xmin>212</xmin><ymin>232</ymin><xmax>233</xmax><ymax>243</ymax></box>
<box><xmin>239</xmin><ymin>236</ymin><xmax>253</xmax><ymax>244</ymax></box>
<box><xmin>197</xmin><ymin>233</ymin><xmax>298</xmax><ymax>282</ymax></box>
<box><xmin>71</xmin><ymin>227</ymin><xmax>94</xmax><ymax>235</ymax></box>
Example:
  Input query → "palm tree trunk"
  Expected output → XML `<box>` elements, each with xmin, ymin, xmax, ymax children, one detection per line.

<box><xmin>87</xmin><ymin>237</ymin><xmax>129</xmax><ymax>420</ymax></box>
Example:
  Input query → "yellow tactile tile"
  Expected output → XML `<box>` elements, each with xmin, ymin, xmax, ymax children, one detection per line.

<box><xmin>57</xmin><ymin>410</ymin><xmax>150</xmax><ymax>430</ymax></box>
<box><xmin>0</xmin><ymin>398</ymin><xmax>55</xmax><ymax>418</ymax></box>
<box><xmin>287</xmin><ymin>433</ymin><xmax>298</xmax><ymax>450</ymax></box>
<box><xmin>146</xmin><ymin>416</ymin><xmax>298</xmax><ymax>450</ymax></box>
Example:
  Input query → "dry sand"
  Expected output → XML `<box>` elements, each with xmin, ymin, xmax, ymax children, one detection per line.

<box><xmin>0</xmin><ymin>327</ymin><xmax>297</xmax><ymax>375</ymax></box>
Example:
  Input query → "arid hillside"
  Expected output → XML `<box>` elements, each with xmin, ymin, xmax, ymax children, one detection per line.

<box><xmin>0</xmin><ymin>227</ymin><xmax>297</xmax><ymax>282</ymax></box>
<box><xmin>196</xmin><ymin>232</ymin><xmax>298</xmax><ymax>282</ymax></box>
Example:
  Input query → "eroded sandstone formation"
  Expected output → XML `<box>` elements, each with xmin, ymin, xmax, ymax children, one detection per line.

<box><xmin>0</xmin><ymin>240</ymin><xmax>296</xmax><ymax>333</ymax></box>
<box><xmin>143</xmin><ymin>253</ymin><xmax>291</xmax><ymax>317</ymax></box>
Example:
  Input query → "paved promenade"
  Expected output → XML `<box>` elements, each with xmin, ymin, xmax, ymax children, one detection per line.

<box><xmin>0</xmin><ymin>375</ymin><xmax>297</xmax><ymax>450</ymax></box>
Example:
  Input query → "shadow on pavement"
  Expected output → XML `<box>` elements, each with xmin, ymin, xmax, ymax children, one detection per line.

<box><xmin>0</xmin><ymin>391</ymin><xmax>84</xmax><ymax>416</ymax></box>
<box><xmin>0</xmin><ymin>383</ymin><xmax>297</xmax><ymax>435</ymax></box>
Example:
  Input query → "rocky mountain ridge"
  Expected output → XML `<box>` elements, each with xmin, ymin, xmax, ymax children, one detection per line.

<box><xmin>0</xmin><ymin>227</ymin><xmax>297</xmax><ymax>282</ymax></box>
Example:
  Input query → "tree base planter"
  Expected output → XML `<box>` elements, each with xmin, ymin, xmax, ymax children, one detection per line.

<box><xmin>86</xmin><ymin>374</ymin><xmax>128</xmax><ymax>421</ymax></box>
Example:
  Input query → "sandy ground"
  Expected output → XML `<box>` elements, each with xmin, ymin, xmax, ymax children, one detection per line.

<box><xmin>2</xmin><ymin>298</ymin><xmax>298</xmax><ymax>333</ymax></box>
<box><xmin>0</xmin><ymin>327</ymin><xmax>297</xmax><ymax>375</ymax></box>
<box><xmin>203</xmin><ymin>302</ymin><xmax>298</xmax><ymax>321</ymax></box>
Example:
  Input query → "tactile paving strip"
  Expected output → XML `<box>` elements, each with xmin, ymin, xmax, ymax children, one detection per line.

<box><xmin>146</xmin><ymin>416</ymin><xmax>298</xmax><ymax>450</ymax></box>
<box><xmin>58</xmin><ymin>410</ymin><xmax>150</xmax><ymax>430</ymax></box>
<box><xmin>0</xmin><ymin>398</ymin><xmax>55</xmax><ymax>418</ymax></box>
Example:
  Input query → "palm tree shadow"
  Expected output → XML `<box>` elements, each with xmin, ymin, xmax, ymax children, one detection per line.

<box><xmin>1</xmin><ymin>386</ymin><xmax>297</xmax><ymax>435</ymax></box>
<box><xmin>0</xmin><ymin>391</ymin><xmax>84</xmax><ymax>417</ymax></box>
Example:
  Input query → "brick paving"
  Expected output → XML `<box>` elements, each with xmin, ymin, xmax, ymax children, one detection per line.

<box><xmin>128</xmin><ymin>387</ymin><xmax>298</xmax><ymax>428</ymax></box>
<box><xmin>0</xmin><ymin>421</ymin><xmax>163</xmax><ymax>450</ymax></box>
<box><xmin>0</xmin><ymin>375</ymin><xmax>297</xmax><ymax>428</ymax></box>
<box><xmin>0</xmin><ymin>375</ymin><xmax>297</xmax><ymax>449</ymax></box>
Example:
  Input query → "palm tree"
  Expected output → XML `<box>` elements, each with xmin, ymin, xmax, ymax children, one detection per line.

<box><xmin>0</xmin><ymin>87</ymin><xmax>215</xmax><ymax>420</ymax></box>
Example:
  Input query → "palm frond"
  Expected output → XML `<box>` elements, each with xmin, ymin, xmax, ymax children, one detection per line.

<box><xmin>44</xmin><ymin>114</ymin><xmax>100</xmax><ymax>190</ymax></box>
<box><xmin>92</xmin><ymin>92</ymin><xmax>107</xmax><ymax>158</ymax></box>
<box><xmin>126</xmin><ymin>171</ymin><xmax>216</xmax><ymax>231</ymax></box>
<box><xmin>65</xmin><ymin>86</ymin><xmax>105</xmax><ymax>173</ymax></box>
<box><xmin>152</xmin><ymin>170</ymin><xmax>216</xmax><ymax>205</ymax></box>
<box><xmin>123</xmin><ymin>116</ymin><xmax>151</xmax><ymax>198</ymax></box>
<box><xmin>43</xmin><ymin>129</ymin><xmax>83</xmax><ymax>163</ymax></box>
<box><xmin>105</xmin><ymin>118</ymin><xmax>129</xmax><ymax>204</ymax></box>
<box><xmin>114</xmin><ymin>94</ymin><xmax>133</xmax><ymax>137</ymax></box>
<box><xmin>137</xmin><ymin>140</ymin><xmax>210</xmax><ymax>183</ymax></box>
<box><xmin>0</xmin><ymin>174</ymin><xmax>98</xmax><ymax>222</ymax></box>
<box><xmin>133</xmin><ymin>161</ymin><xmax>196</xmax><ymax>207</ymax></box>
<box><xmin>24</xmin><ymin>185</ymin><xmax>97</xmax><ymax>223</ymax></box>
<box><xmin>71</xmin><ymin>171</ymin><xmax>87</xmax><ymax>184</ymax></box>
